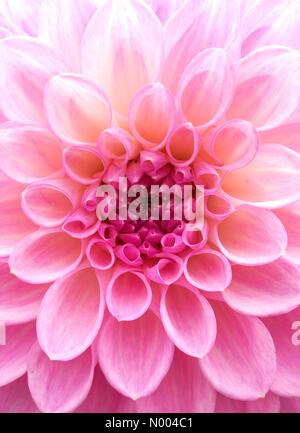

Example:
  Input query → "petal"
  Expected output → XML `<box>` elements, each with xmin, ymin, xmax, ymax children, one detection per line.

<box><xmin>222</xmin><ymin>144</ymin><xmax>300</xmax><ymax>208</ymax></box>
<box><xmin>62</xmin><ymin>208</ymin><xmax>100</xmax><ymax>239</ymax></box>
<box><xmin>184</xmin><ymin>248</ymin><xmax>232</xmax><ymax>292</ymax></box>
<box><xmin>98</xmin><ymin>128</ymin><xmax>140</xmax><ymax>161</ymax></box>
<box><xmin>37</xmin><ymin>266</ymin><xmax>104</xmax><ymax>361</ymax></box>
<box><xmin>145</xmin><ymin>254</ymin><xmax>183</xmax><ymax>286</ymax></box>
<box><xmin>136</xmin><ymin>349</ymin><xmax>216</xmax><ymax>413</ymax></box>
<box><xmin>98</xmin><ymin>310</ymin><xmax>174</xmax><ymax>400</ymax></box>
<box><xmin>27</xmin><ymin>345</ymin><xmax>94</xmax><ymax>413</ymax></box>
<box><xmin>86</xmin><ymin>238</ymin><xmax>115</xmax><ymax>271</ymax></box>
<box><xmin>200</xmin><ymin>301</ymin><xmax>276</xmax><ymax>401</ymax></box>
<box><xmin>129</xmin><ymin>83</ymin><xmax>176</xmax><ymax>150</ymax></box>
<box><xmin>0</xmin><ymin>36</ymin><xmax>66</xmax><ymax>123</ymax></box>
<box><xmin>160</xmin><ymin>284</ymin><xmax>216</xmax><ymax>358</ymax></box>
<box><xmin>166</xmin><ymin>123</ymin><xmax>200</xmax><ymax>167</ymax></box>
<box><xmin>9</xmin><ymin>229</ymin><xmax>84</xmax><ymax>284</ymax></box>
<box><xmin>45</xmin><ymin>73</ymin><xmax>112</xmax><ymax>145</ymax></box>
<box><xmin>144</xmin><ymin>0</ymin><xmax>185</xmax><ymax>24</ymax></box>
<box><xmin>264</xmin><ymin>307</ymin><xmax>300</xmax><ymax>397</ymax></box>
<box><xmin>0</xmin><ymin>123</ymin><xmax>62</xmax><ymax>184</ymax></box>
<box><xmin>106</xmin><ymin>269</ymin><xmax>152</xmax><ymax>322</ymax></box>
<box><xmin>161</xmin><ymin>0</ymin><xmax>240</xmax><ymax>92</ymax></box>
<box><xmin>275</xmin><ymin>200</ymin><xmax>300</xmax><ymax>265</ymax></box>
<box><xmin>0</xmin><ymin>262</ymin><xmax>48</xmax><ymax>324</ymax></box>
<box><xmin>223</xmin><ymin>259</ymin><xmax>300</xmax><ymax>317</ymax></box>
<box><xmin>0</xmin><ymin>375</ymin><xmax>39</xmax><ymax>413</ymax></box>
<box><xmin>280</xmin><ymin>397</ymin><xmax>300</xmax><ymax>413</ymax></box>
<box><xmin>213</xmin><ymin>206</ymin><xmax>287</xmax><ymax>265</ymax></box>
<box><xmin>0</xmin><ymin>174</ymin><xmax>36</xmax><ymax>257</ymax></box>
<box><xmin>81</xmin><ymin>0</ymin><xmax>163</xmax><ymax>114</ymax></box>
<box><xmin>177</xmin><ymin>48</ymin><xmax>236</xmax><ymax>129</ymax></box>
<box><xmin>227</xmin><ymin>47</ymin><xmax>300</xmax><ymax>131</ymax></box>
<box><xmin>215</xmin><ymin>392</ymin><xmax>280</xmax><ymax>413</ymax></box>
<box><xmin>259</xmin><ymin>122</ymin><xmax>300</xmax><ymax>153</ymax></box>
<box><xmin>0</xmin><ymin>322</ymin><xmax>36</xmax><ymax>386</ymax></box>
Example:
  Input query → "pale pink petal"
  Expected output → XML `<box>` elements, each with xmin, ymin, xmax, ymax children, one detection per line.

<box><xmin>161</xmin><ymin>0</ymin><xmax>240</xmax><ymax>92</ymax></box>
<box><xmin>222</xmin><ymin>145</ymin><xmax>300</xmax><ymax>208</ymax></box>
<box><xmin>264</xmin><ymin>308</ymin><xmax>300</xmax><ymax>397</ymax></box>
<box><xmin>223</xmin><ymin>259</ymin><xmax>300</xmax><ymax>317</ymax></box>
<box><xmin>137</xmin><ymin>349</ymin><xmax>216</xmax><ymax>413</ymax></box>
<box><xmin>200</xmin><ymin>301</ymin><xmax>276</xmax><ymax>400</ymax></box>
<box><xmin>213</xmin><ymin>206</ymin><xmax>287</xmax><ymax>265</ymax></box>
<box><xmin>22</xmin><ymin>178</ymin><xmax>81</xmax><ymax>228</ymax></box>
<box><xmin>177</xmin><ymin>48</ymin><xmax>236</xmax><ymax>130</ymax></box>
<box><xmin>160</xmin><ymin>284</ymin><xmax>216</xmax><ymax>358</ymax></box>
<box><xmin>37</xmin><ymin>265</ymin><xmax>104</xmax><ymax>361</ymax></box>
<box><xmin>0</xmin><ymin>0</ymin><xmax>41</xmax><ymax>36</ymax></box>
<box><xmin>45</xmin><ymin>73</ymin><xmax>112</xmax><ymax>145</ymax></box>
<box><xmin>193</xmin><ymin>159</ymin><xmax>221</xmax><ymax>193</ymax></box>
<box><xmin>259</xmin><ymin>122</ymin><xmax>300</xmax><ymax>153</ymax></box>
<box><xmin>106</xmin><ymin>269</ymin><xmax>152</xmax><ymax>322</ymax></box>
<box><xmin>9</xmin><ymin>229</ymin><xmax>84</xmax><ymax>284</ymax></box>
<box><xmin>98</xmin><ymin>311</ymin><xmax>174</xmax><ymax>399</ymax></box>
<box><xmin>144</xmin><ymin>0</ymin><xmax>185</xmax><ymax>24</ymax></box>
<box><xmin>0</xmin><ymin>375</ymin><xmax>39</xmax><ymax>413</ymax></box>
<box><xmin>275</xmin><ymin>200</ymin><xmax>300</xmax><ymax>265</ymax></box>
<box><xmin>98</xmin><ymin>128</ymin><xmax>140</xmax><ymax>161</ymax></box>
<box><xmin>0</xmin><ymin>123</ymin><xmax>62</xmax><ymax>184</ymax></box>
<box><xmin>81</xmin><ymin>0</ymin><xmax>163</xmax><ymax>114</ymax></box>
<box><xmin>0</xmin><ymin>262</ymin><xmax>48</xmax><ymax>324</ymax></box>
<box><xmin>27</xmin><ymin>345</ymin><xmax>94</xmax><ymax>413</ymax></box>
<box><xmin>0</xmin><ymin>36</ymin><xmax>66</xmax><ymax>123</ymax></box>
<box><xmin>166</xmin><ymin>123</ymin><xmax>200</xmax><ymax>167</ymax></box>
<box><xmin>227</xmin><ymin>47</ymin><xmax>300</xmax><ymax>131</ymax></box>
<box><xmin>129</xmin><ymin>83</ymin><xmax>176</xmax><ymax>150</ymax></box>
<box><xmin>184</xmin><ymin>249</ymin><xmax>232</xmax><ymax>292</ymax></box>
<box><xmin>0</xmin><ymin>322</ymin><xmax>36</xmax><ymax>386</ymax></box>
<box><xmin>205</xmin><ymin>192</ymin><xmax>235</xmax><ymax>221</ymax></box>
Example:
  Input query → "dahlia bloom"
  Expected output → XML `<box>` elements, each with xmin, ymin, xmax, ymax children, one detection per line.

<box><xmin>1</xmin><ymin>0</ymin><xmax>300</xmax><ymax>413</ymax></box>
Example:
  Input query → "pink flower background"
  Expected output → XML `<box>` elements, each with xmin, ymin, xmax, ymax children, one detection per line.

<box><xmin>0</xmin><ymin>0</ymin><xmax>300</xmax><ymax>413</ymax></box>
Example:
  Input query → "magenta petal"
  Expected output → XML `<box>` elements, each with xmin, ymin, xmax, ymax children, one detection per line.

<box><xmin>215</xmin><ymin>392</ymin><xmax>280</xmax><ymax>413</ymax></box>
<box><xmin>0</xmin><ymin>375</ymin><xmax>39</xmax><ymax>413</ymax></box>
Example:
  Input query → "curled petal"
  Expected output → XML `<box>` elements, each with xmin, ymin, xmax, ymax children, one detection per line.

<box><xmin>87</xmin><ymin>237</ymin><xmax>115</xmax><ymax>271</ymax></box>
<box><xmin>98</xmin><ymin>311</ymin><xmax>174</xmax><ymax>400</ymax></box>
<box><xmin>205</xmin><ymin>192</ymin><xmax>235</xmax><ymax>221</ymax></box>
<box><xmin>81</xmin><ymin>0</ymin><xmax>163</xmax><ymax>114</ymax></box>
<box><xmin>140</xmin><ymin>150</ymin><xmax>169</xmax><ymax>174</ymax></box>
<box><xmin>37</xmin><ymin>265</ymin><xmax>104</xmax><ymax>361</ymax></box>
<box><xmin>45</xmin><ymin>73</ymin><xmax>112</xmax><ymax>145</ymax></box>
<box><xmin>9</xmin><ymin>229</ymin><xmax>84</xmax><ymax>284</ymax></box>
<box><xmin>115</xmin><ymin>244</ymin><xmax>143</xmax><ymax>267</ymax></box>
<box><xmin>212</xmin><ymin>205</ymin><xmax>288</xmax><ymax>265</ymax></box>
<box><xmin>193</xmin><ymin>160</ymin><xmax>221</xmax><ymax>193</ymax></box>
<box><xmin>98</xmin><ymin>128</ymin><xmax>140</xmax><ymax>161</ymax></box>
<box><xmin>161</xmin><ymin>233</ymin><xmax>185</xmax><ymax>254</ymax></box>
<box><xmin>62</xmin><ymin>208</ymin><xmax>100</xmax><ymax>239</ymax></box>
<box><xmin>166</xmin><ymin>123</ymin><xmax>200</xmax><ymax>167</ymax></box>
<box><xmin>145</xmin><ymin>254</ymin><xmax>183</xmax><ymax>285</ymax></box>
<box><xmin>28</xmin><ymin>345</ymin><xmax>94</xmax><ymax>413</ymax></box>
<box><xmin>182</xmin><ymin>222</ymin><xmax>208</xmax><ymax>250</ymax></box>
<box><xmin>200</xmin><ymin>301</ymin><xmax>276</xmax><ymax>401</ymax></box>
<box><xmin>160</xmin><ymin>284</ymin><xmax>216</xmax><ymax>358</ymax></box>
<box><xmin>106</xmin><ymin>269</ymin><xmax>152</xmax><ymax>321</ymax></box>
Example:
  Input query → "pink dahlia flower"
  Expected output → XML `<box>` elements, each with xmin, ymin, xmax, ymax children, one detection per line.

<box><xmin>0</xmin><ymin>0</ymin><xmax>300</xmax><ymax>413</ymax></box>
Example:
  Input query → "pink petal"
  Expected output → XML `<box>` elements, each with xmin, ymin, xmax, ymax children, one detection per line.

<box><xmin>264</xmin><ymin>308</ymin><xmax>300</xmax><ymax>397</ymax></box>
<box><xmin>37</xmin><ymin>265</ymin><xmax>104</xmax><ymax>361</ymax></box>
<box><xmin>222</xmin><ymin>144</ymin><xmax>300</xmax><ymax>208</ymax></box>
<box><xmin>86</xmin><ymin>237</ymin><xmax>115</xmax><ymax>271</ymax></box>
<box><xmin>81</xmin><ymin>0</ymin><xmax>163</xmax><ymax>114</ymax></box>
<box><xmin>0</xmin><ymin>0</ymin><xmax>41</xmax><ymax>37</ymax></box>
<box><xmin>27</xmin><ymin>345</ymin><xmax>94</xmax><ymax>413</ymax></box>
<box><xmin>227</xmin><ymin>47</ymin><xmax>300</xmax><ymax>131</ymax></box>
<box><xmin>98</xmin><ymin>128</ymin><xmax>140</xmax><ymax>161</ymax></box>
<box><xmin>98</xmin><ymin>311</ymin><xmax>174</xmax><ymax>399</ymax></box>
<box><xmin>161</xmin><ymin>0</ymin><xmax>240</xmax><ymax>92</ymax></box>
<box><xmin>166</xmin><ymin>123</ymin><xmax>200</xmax><ymax>167</ymax></box>
<box><xmin>259</xmin><ymin>122</ymin><xmax>300</xmax><ymax>153</ymax></box>
<box><xmin>106</xmin><ymin>269</ymin><xmax>152</xmax><ymax>322</ymax></box>
<box><xmin>9</xmin><ymin>229</ymin><xmax>84</xmax><ymax>284</ymax></box>
<box><xmin>145</xmin><ymin>254</ymin><xmax>183</xmax><ymax>286</ymax></box>
<box><xmin>0</xmin><ymin>322</ymin><xmax>36</xmax><ymax>386</ymax></box>
<box><xmin>22</xmin><ymin>178</ymin><xmax>81</xmax><ymax>228</ymax></box>
<box><xmin>0</xmin><ymin>262</ymin><xmax>48</xmax><ymax>324</ymax></box>
<box><xmin>45</xmin><ymin>73</ymin><xmax>112</xmax><ymax>145</ymax></box>
<box><xmin>0</xmin><ymin>122</ymin><xmax>62</xmax><ymax>184</ymax></box>
<box><xmin>200</xmin><ymin>301</ymin><xmax>276</xmax><ymax>400</ymax></box>
<box><xmin>160</xmin><ymin>284</ymin><xmax>216</xmax><ymax>358</ymax></box>
<box><xmin>280</xmin><ymin>397</ymin><xmax>300</xmax><ymax>413</ymax></box>
<box><xmin>275</xmin><ymin>200</ymin><xmax>300</xmax><ymax>265</ymax></box>
<box><xmin>0</xmin><ymin>173</ymin><xmax>36</xmax><ymax>257</ymax></box>
<box><xmin>144</xmin><ymin>0</ymin><xmax>185</xmax><ymax>24</ymax></box>
<box><xmin>137</xmin><ymin>349</ymin><xmax>216</xmax><ymax>413</ymax></box>
<box><xmin>213</xmin><ymin>205</ymin><xmax>287</xmax><ymax>265</ymax></box>
<box><xmin>223</xmin><ymin>259</ymin><xmax>300</xmax><ymax>317</ymax></box>
<box><xmin>129</xmin><ymin>83</ymin><xmax>176</xmax><ymax>150</ymax></box>
<box><xmin>62</xmin><ymin>208</ymin><xmax>100</xmax><ymax>239</ymax></box>
<box><xmin>0</xmin><ymin>375</ymin><xmax>39</xmax><ymax>413</ymax></box>
<box><xmin>0</xmin><ymin>36</ymin><xmax>66</xmax><ymax>123</ymax></box>
<box><xmin>205</xmin><ymin>192</ymin><xmax>235</xmax><ymax>221</ymax></box>
<box><xmin>216</xmin><ymin>392</ymin><xmax>280</xmax><ymax>413</ymax></box>
<box><xmin>177</xmin><ymin>48</ymin><xmax>236</xmax><ymax>129</ymax></box>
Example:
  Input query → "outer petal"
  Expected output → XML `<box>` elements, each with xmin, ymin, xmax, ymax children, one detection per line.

<box><xmin>0</xmin><ymin>36</ymin><xmax>66</xmax><ymax>123</ymax></box>
<box><xmin>200</xmin><ymin>301</ymin><xmax>276</xmax><ymax>401</ymax></box>
<box><xmin>37</xmin><ymin>266</ymin><xmax>104</xmax><ymax>361</ymax></box>
<box><xmin>215</xmin><ymin>392</ymin><xmax>280</xmax><ymax>413</ymax></box>
<box><xmin>160</xmin><ymin>284</ymin><xmax>216</xmax><ymax>358</ymax></box>
<box><xmin>0</xmin><ymin>375</ymin><xmax>39</xmax><ymax>413</ymax></box>
<box><xmin>0</xmin><ymin>262</ymin><xmax>48</xmax><ymax>324</ymax></box>
<box><xmin>81</xmin><ymin>0</ymin><xmax>163</xmax><ymax>114</ymax></box>
<box><xmin>98</xmin><ymin>311</ymin><xmax>174</xmax><ymax>400</ymax></box>
<box><xmin>0</xmin><ymin>322</ymin><xmax>36</xmax><ymax>387</ymax></box>
<box><xmin>275</xmin><ymin>201</ymin><xmax>300</xmax><ymax>265</ymax></box>
<box><xmin>27</xmin><ymin>345</ymin><xmax>94</xmax><ymax>413</ymax></box>
<box><xmin>144</xmin><ymin>0</ymin><xmax>185</xmax><ymax>24</ymax></box>
<box><xmin>223</xmin><ymin>259</ymin><xmax>300</xmax><ymax>317</ymax></box>
<box><xmin>9</xmin><ymin>229</ymin><xmax>84</xmax><ymax>284</ymax></box>
<box><xmin>280</xmin><ymin>397</ymin><xmax>300</xmax><ymax>413</ymax></box>
<box><xmin>136</xmin><ymin>350</ymin><xmax>216</xmax><ymax>413</ymax></box>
